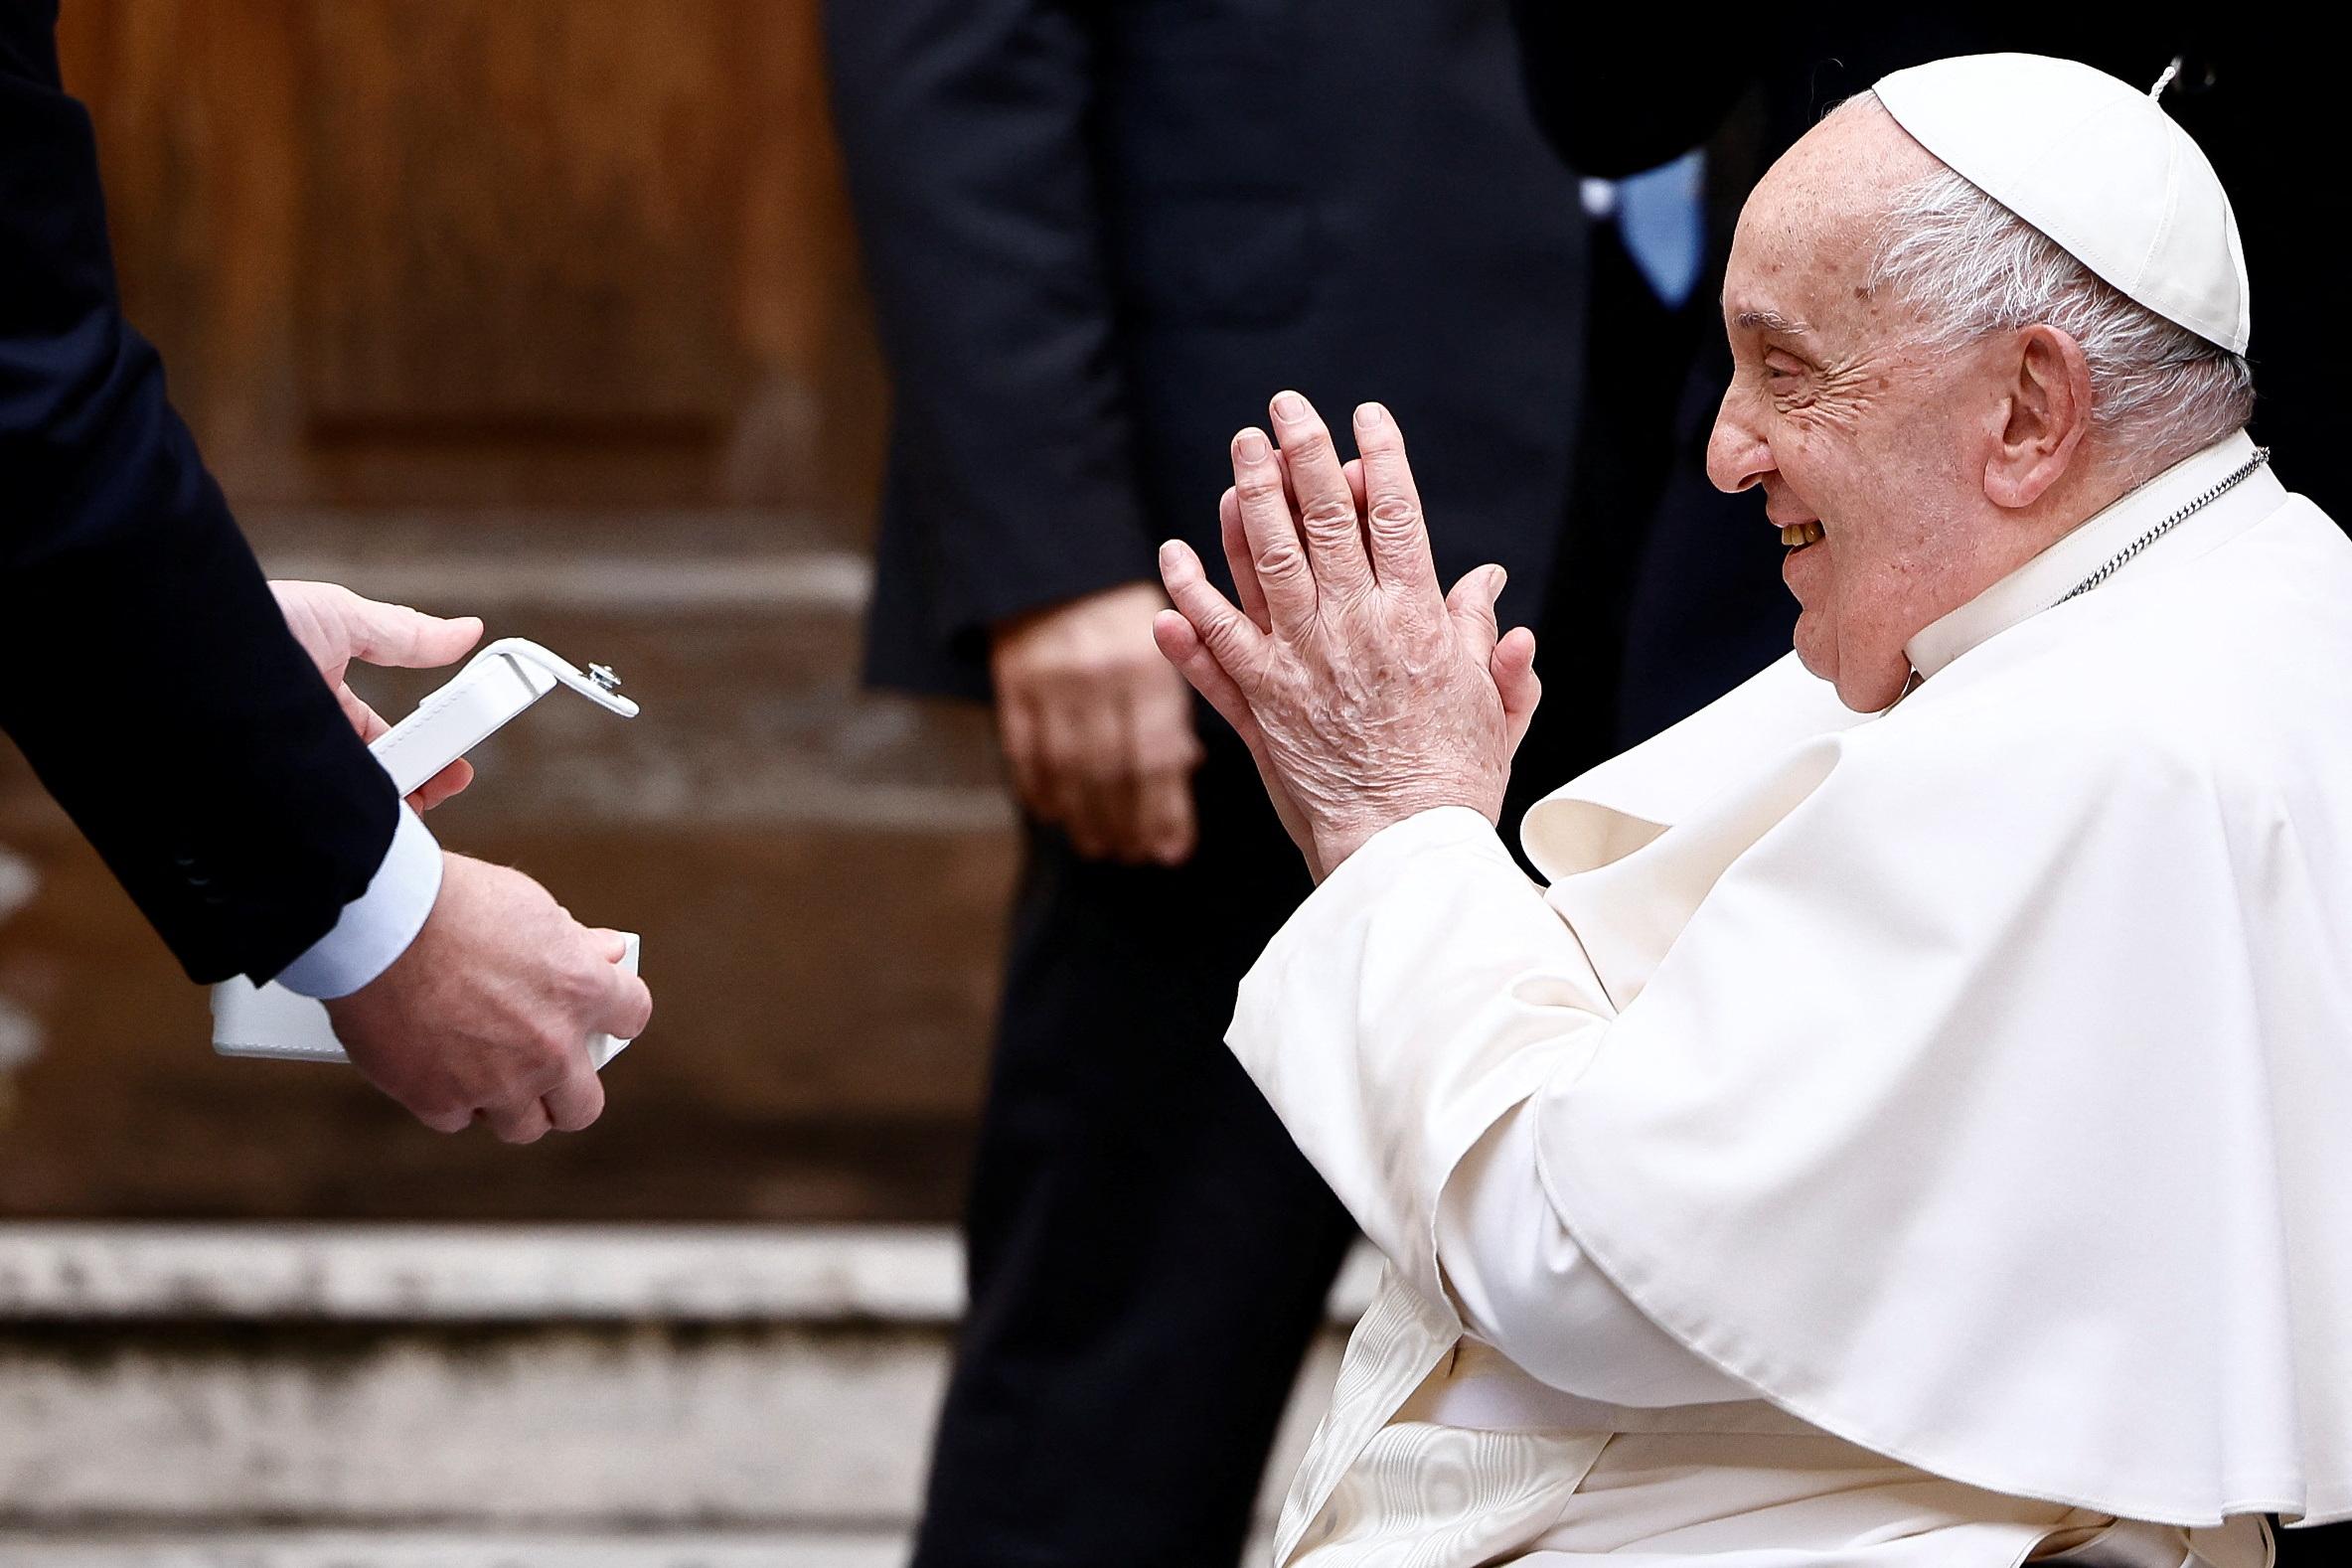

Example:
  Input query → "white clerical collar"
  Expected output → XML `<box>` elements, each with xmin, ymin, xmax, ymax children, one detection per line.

<box><xmin>1904</xmin><ymin>430</ymin><xmax>2269</xmax><ymax>682</ymax></box>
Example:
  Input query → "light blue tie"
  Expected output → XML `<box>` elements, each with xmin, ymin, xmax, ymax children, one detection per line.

<box><xmin>1598</xmin><ymin>150</ymin><xmax>1706</xmax><ymax>309</ymax></box>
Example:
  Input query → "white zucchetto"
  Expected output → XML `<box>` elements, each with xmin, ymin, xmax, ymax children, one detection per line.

<box><xmin>1875</xmin><ymin>53</ymin><xmax>2250</xmax><ymax>353</ymax></box>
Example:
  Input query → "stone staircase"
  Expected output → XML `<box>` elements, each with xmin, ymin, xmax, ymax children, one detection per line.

<box><xmin>0</xmin><ymin>1224</ymin><xmax>1367</xmax><ymax>1565</ymax></box>
<box><xmin>0</xmin><ymin>509</ymin><xmax>1371</xmax><ymax>1561</ymax></box>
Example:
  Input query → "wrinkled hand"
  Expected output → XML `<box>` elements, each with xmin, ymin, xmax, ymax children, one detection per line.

<box><xmin>325</xmin><ymin>854</ymin><xmax>652</xmax><ymax>1144</ymax></box>
<box><xmin>272</xmin><ymin>580</ymin><xmax>482</xmax><ymax>811</ymax></box>
<box><xmin>990</xmin><ymin>582</ymin><xmax>1204</xmax><ymax>864</ymax></box>
<box><xmin>1152</xmin><ymin>392</ymin><xmax>1540</xmax><ymax>879</ymax></box>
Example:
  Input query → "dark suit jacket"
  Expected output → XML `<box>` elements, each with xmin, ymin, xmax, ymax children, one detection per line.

<box><xmin>1</xmin><ymin>3</ymin><xmax>395</xmax><ymax>984</ymax></box>
<box><xmin>827</xmin><ymin>0</ymin><xmax>1589</xmax><ymax>702</ymax></box>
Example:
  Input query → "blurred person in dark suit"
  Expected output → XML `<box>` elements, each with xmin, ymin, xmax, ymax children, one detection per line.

<box><xmin>825</xmin><ymin>1</ymin><xmax>1729</xmax><ymax>1560</ymax></box>
<box><xmin>1</xmin><ymin>1</ymin><xmax>649</xmax><ymax>1141</ymax></box>
<box><xmin>1506</xmin><ymin>12</ymin><xmax>2347</xmax><ymax>1559</ymax></box>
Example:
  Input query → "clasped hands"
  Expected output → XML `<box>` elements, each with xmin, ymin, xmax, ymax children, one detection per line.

<box><xmin>1154</xmin><ymin>392</ymin><xmax>1540</xmax><ymax>881</ymax></box>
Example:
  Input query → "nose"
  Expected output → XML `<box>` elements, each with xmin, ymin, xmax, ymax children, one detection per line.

<box><xmin>1705</xmin><ymin>382</ymin><xmax>1773</xmax><ymax>496</ymax></box>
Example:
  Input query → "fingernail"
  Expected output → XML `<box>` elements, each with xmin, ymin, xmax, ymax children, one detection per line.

<box><xmin>1273</xmin><ymin>391</ymin><xmax>1307</xmax><ymax>419</ymax></box>
<box><xmin>1158</xmin><ymin>539</ymin><xmax>1183</xmax><ymax>568</ymax></box>
<box><xmin>1490</xmin><ymin>565</ymin><xmax>1509</xmax><ymax>591</ymax></box>
<box><xmin>1234</xmin><ymin>428</ymin><xmax>1269</xmax><ymax>461</ymax></box>
<box><xmin>1355</xmin><ymin>401</ymin><xmax>1385</xmax><ymax>428</ymax></box>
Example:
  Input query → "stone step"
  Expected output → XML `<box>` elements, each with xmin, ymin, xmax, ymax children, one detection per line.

<box><xmin>0</xmin><ymin>1225</ymin><xmax>1369</xmax><ymax>1552</ymax></box>
<box><xmin>0</xmin><ymin>1319</ymin><xmax>951</xmax><ymax>1524</ymax></box>
<box><xmin>191</xmin><ymin>513</ymin><xmax>1008</xmax><ymax>830</ymax></box>
<box><xmin>0</xmin><ymin>1225</ymin><xmax>975</xmax><ymax>1323</ymax></box>
<box><xmin>0</xmin><ymin>825</ymin><xmax>1015</xmax><ymax>1221</ymax></box>
<box><xmin>3</xmin><ymin>523</ymin><xmax>1012</xmax><ymax>835</ymax></box>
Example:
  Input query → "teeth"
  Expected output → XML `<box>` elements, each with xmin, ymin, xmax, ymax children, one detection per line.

<box><xmin>1782</xmin><ymin>522</ymin><xmax>1824</xmax><ymax>548</ymax></box>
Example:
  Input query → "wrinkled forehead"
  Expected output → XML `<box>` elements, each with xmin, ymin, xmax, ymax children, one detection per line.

<box><xmin>1724</xmin><ymin>100</ymin><xmax>1942</xmax><ymax>328</ymax></box>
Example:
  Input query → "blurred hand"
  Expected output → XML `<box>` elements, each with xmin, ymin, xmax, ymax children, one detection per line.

<box><xmin>325</xmin><ymin>853</ymin><xmax>652</xmax><ymax>1144</ymax></box>
<box><xmin>990</xmin><ymin>581</ymin><xmax>1205</xmax><ymax>864</ymax></box>
<box><xmin>1153</xmin><ymin>392</ymin><xmax>1541</xmax><ymax>878</ymax></box>
<box><xmin>272</xmin><ymin>580</ymin><xmax>483</xmax><ymax>811</ymax></box>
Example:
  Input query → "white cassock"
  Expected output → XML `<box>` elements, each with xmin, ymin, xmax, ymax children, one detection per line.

<box><xmin>1229</xmin><ymin>430</ymin><xmax>2352</xmax><ymax>1566</ymax></box>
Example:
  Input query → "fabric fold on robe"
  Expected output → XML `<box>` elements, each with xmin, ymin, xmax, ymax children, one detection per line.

<box><xmin>1230</xmin><ymin>439</ymin><xmax>2352</xmax><ymax>1543</ymax></box>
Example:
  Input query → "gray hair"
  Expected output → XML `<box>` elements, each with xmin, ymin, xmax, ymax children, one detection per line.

<box><xmin>1851</xmin><ymin>93</ymin><xmax>2254</xmax><ymax>470</ymax></box>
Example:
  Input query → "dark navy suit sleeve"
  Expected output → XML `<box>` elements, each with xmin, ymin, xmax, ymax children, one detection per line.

<box><xmin>824</xmin><ymin>0</ymin><xmax>1158</xmax><ymax>646</ymax></box>
<box><xmin>0</xmin><ymin>5</ymin><xmax>398</xmax><ymax>985</ymax></box>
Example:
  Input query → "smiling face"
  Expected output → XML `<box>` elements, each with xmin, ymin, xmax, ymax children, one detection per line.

<box><xmin>1707</xmin><ymin>102</ymin><xmax>2098</xmax><ymax>710</ymax></box>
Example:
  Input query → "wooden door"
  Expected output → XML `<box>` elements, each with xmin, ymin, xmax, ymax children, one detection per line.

<box><xmin>54</xmin><ymin>0</ymin><xmax>885</xmax><ymax>517</ymax></box>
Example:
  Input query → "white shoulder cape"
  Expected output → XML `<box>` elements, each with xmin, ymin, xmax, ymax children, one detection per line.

<box><xmin>1518</xmin><ymin>495</ymin><xmax>2352</xmax><ymax>1525</ymax></box>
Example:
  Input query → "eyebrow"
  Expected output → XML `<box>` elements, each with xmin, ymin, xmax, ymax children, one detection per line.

<box><xmin>1731</xmin><ymin>308</ymin><xmax>1810</xmax><ymax>335</ymax></box>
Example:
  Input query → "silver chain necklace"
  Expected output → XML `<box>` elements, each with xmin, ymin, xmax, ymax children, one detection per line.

<box><xmin>2050</xmin><ymin>446</ymin><xmax>2271</xmax><ymax>607</ymax></box>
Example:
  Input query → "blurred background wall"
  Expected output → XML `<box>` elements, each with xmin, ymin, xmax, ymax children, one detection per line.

<box><xmin>0</xmin><ymin>3</ymin><xmax>1352</xmax><ymax>1561</ymax></box>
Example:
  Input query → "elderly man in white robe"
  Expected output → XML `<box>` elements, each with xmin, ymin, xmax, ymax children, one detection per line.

<box><xmin>1150</xmin><ymin>54</ymin><xmax>2351</xmax><ymax>1568</ymax></box>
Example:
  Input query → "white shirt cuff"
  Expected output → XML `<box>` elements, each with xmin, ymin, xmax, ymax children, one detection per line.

<box><xmin>273</xmin><ymin>803</ymin><xmax>443</xmax><ymax>1000</ymax></box>
<box><xmin>1325</xmin><ymin>804</ymin><xmax>1505</xmax><ymax>881</ymax></box>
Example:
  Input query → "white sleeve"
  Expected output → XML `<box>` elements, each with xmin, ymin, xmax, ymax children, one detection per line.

<box><xmin>1438</xmin><ymin>1100</ymin><xmax>1755</xmax><ymax>1405</ymax></box>
<box><xmin>272</xmin><ymin>803</ymin><xmax>443</xmax><ymax>999</ymax></box>
<box><xmin>1227</xmin><ymin>805</ymin><xmax>1746</xmax><ymax>1401</ymax></box>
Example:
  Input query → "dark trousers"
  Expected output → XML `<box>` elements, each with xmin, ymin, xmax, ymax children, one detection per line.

<box><xmin>908</xmin><ymin>738</ymin><xmax>1352</xmax><ymax>1568</ymax></box>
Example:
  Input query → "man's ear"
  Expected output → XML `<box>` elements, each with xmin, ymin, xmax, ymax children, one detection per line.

<box><xmin>1984</xmin><ymin>324</ymin><xmax>2092</xmax><ymax>509</ymax></box>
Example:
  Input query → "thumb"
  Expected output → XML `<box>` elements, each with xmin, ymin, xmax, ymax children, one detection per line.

<box><xmin>1492</xmin><ymin>626</ymin><xmax>1542</xmax><ymax>757</ymax></box>
<box><xmin>1446</xmin><ymin>563</ymin><xmax>1506</xmax><ymax>658</ymax></box>
<box><xmin>341</xmin><ymin>593</ymin><xmax>486</xmax><ymax>671</ymax></box>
